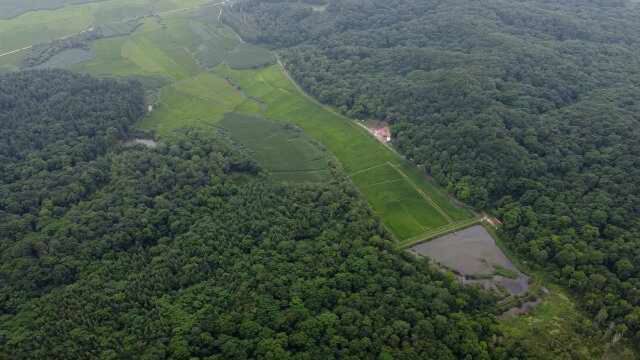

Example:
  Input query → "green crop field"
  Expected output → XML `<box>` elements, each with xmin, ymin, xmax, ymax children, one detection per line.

<box><xmin>224</xmin><ymin>43</ymin><xmax>275</xmax><ymax>69</ymax></box>
<box><xmin>213</xmin><ymin>64</ymin><xmax>473</xmax><ymax>239</ymax></box>
<box><xmin>0</xmin><ymin>0</ymin><xmax>472</xmax><ymax>241</ymax></box>
<box><xmin>34</xmin><ymin>48</ymin><xmax>95</xmax><ymax>69</ymax></box>
<box><xmin>0</xmin><ymin>0</ymin><xmax>107</xmax><ymax>20</ymax></box>
<box><xmin>219</xmin><ymin>113</ymin><xmax>332</xmax><ymax>183</ymax></box>
<box><xmin>0</xmin><ymin>0</ymin><xmax>211</xmax><ymax>72</ymax></box>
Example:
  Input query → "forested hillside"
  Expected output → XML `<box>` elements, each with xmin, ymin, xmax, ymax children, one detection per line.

<box><xmin>0</xmin><ymin>70</ymin><xmax>525</xmax><ymax>358</ymax></box>
<box><xmin>0</xmin><ymin>70</ymin><xmax>145</xmax><ymax>243</ymax></box>
<box><xmin>224</xmin><ymin>0</ymin><xmax>640</xmax><ymax>346</ymax></box>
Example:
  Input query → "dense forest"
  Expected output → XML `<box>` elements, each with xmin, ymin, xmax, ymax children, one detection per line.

<box><xmin>224</xmin><ymin>0</ymin><xmax>640</xmax><ymax>346</ymax></box>
<box><xmin>0</xmin><ymin>70</ymin><xmax>531</xmax><ymax>358</ymax></box>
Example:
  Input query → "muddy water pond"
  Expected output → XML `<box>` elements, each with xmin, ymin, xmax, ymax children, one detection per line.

<box><xmin>409</xmin><ymin>225</ymin><xmax>529</xmax><ymax>296</ymax></box>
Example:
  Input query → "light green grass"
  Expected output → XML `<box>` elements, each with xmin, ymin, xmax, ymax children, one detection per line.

<box><xmin>361</xmin><ymin>179</ymin><xmax>449</xmax><ymax>239</ymax></box>
<box><xmin>117</xmin><ymin>19</ymin><xmax>200</xmax><ymax>80</ymax></box>
<box><xmin>0</xmin><ymin>0</ymin><xmax>107</xmax><ymax>20</ymax></box>
<box><xmin>224</xmin><ymin>43</ymin><xmax>275</xmax><ymax>69</ymax></box>
<box><xmin>138</xmin><ymin>73</ymin><xmax>247</xmax><ymax>134</ymax></box>
<box><xmin>219</xmin><ymin>113</ymin><xmax>331</xmax><ymax>183</ymax></box>
<box><xmin>0</xmin><ymin>6</ymin><xmax>92</xmax><ymax>54</ymax></box>
<box><xmin>351</xmin><ymin>163</ymin><xmax>403</xmax><ymax>186</ymax></box>
<box><xmin>0</xmin><ymin>0</ymin><xmax>210</xmax><ymax>54</ymax></box>
<box><xmin>397</xmin><ymin>161</ymin><xmax>470</xmax><ymax>221</ymax></box>
<box><xmin>215</xmin><ymin>66</ymin><xmax>400</xmax><ymax>173</ymax></box>
<box><xmin>71</xmin><ymin>36</ymin><xmax>144</xmax><ymax>76</ymax></box>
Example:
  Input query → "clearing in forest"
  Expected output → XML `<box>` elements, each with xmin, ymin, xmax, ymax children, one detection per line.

<box><xmin>5</xmin><ymin>1</ymin><xmax>473</xmax><ymax>241</ymax></box>
<box><xmin>218</xmin><ymin>113</ymin><xmax>332</xmax><ymax>183</ymax></box>
<box><xmin>214</xmin><ymin>64</ymin><xmax>474</xmax><ymax>240</ymax></box>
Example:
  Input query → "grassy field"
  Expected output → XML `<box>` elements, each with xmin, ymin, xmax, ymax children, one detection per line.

<box><xmin>213</xmin><ymin>64</ymin><xmax>473</xmax><ymax>239</ymax></box>
<box><xmin>0</xmin><ymin>0</ymin><xmax>210</xmax><ymax>71</ymax></box>
<box><xmin>219</xmin><ymin>113</ymin><xmax>332</xmax><ymax>182</ymax></box>
<box><xmin>0</xmin><ymin>0</ymin><xmax>471</xmax><ymax>240</ymax></box>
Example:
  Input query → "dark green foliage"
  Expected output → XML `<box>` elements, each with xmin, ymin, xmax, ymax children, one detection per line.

<box><xmin>0</xmin><ymin>69</ymin><xmax>145</xmax><ymax>243</ymax></box>
<box><xmin>0</xmin><ymin>70</ymin><xmax>525</xmax><ymax>358</ymax></box>
<box><xmin>225</xmin><ymin>0</ymin><xmax>640</xmax><ymax>347</ymax></box>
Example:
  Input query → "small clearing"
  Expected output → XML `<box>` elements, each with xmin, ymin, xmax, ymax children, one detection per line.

<box><xmin>363</xmin><ymin>120</ymin><xmax>391</xmax><ymax>144</ymax></box>
<box><xmin>125</xmin><ymin>138</ymin><xmax>158</xmax><ymax>148</ymax></box>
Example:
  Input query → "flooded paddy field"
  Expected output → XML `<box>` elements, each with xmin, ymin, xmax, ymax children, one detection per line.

<box><xmin>409</xmin><ymin>225</ymin><xmax>529</xmax><ymax>296</ymax></box>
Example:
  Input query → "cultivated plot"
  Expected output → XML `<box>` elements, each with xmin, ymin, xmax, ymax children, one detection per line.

<box><xmin>214</xmin><ymin>65</ymin><xmax>473</xmax><ymax>240</ymax></box>
<box><xmin>219</xmin><ymin>113</ymin><xmax>332</xmax><ymax>183</ymax></box>
<box><xmin>352</xmin><ymin>163</ymin><xmax>450</xmax><ymax>239</ymax></box>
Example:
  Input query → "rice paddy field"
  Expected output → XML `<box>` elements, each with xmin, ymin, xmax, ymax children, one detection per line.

<box><xmin>0</xmin><ymin>0</ymin><xmax>472</xmax><ymax>242</ymax></box>
<box><xmin>219</xmin><ymin>113</ymin><xmax>332</xmax><ymax>183</ymax></box>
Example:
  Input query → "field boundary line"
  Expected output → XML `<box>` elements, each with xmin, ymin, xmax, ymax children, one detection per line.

<box><xmin>397</xmin><ymin>218</ymin><xmax>481</xmax><ymax>249</ymax></box>
<box><xmin>387</xmin><ymin>162</ymin><xmax>453</xmax><ymax>223</ymax></box>
<box><xmin>349</xmin><ymin>162</ymin><xmax>390</xmax><ymax>177</ymax></box>
<box><xmin>361</xmin><ymin>178</ymin><xmax>404</xmax><ymax>188</ymax></box>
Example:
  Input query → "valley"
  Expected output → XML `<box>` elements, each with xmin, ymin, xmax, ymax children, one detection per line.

<box><xmin>1</xmin><ymin>0</ymin><xmax>638</xmax><ymax>358</ymax></box>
